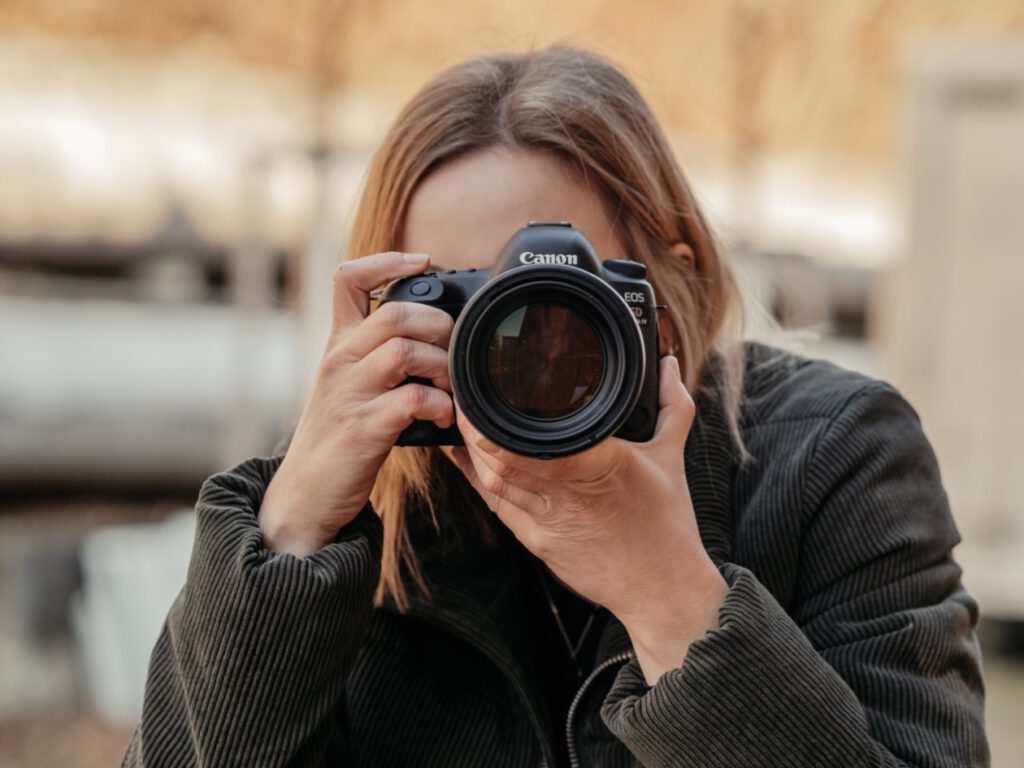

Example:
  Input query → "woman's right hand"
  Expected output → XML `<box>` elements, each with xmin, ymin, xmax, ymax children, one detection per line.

<box><xmin>258</xmin><ymin>252</ymin><xmax>455</xmax><ymax>557</ymax></box>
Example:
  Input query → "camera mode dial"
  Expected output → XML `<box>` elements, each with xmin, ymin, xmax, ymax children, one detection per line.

<box><xmin>604</xmin><ymin>259</ymin><xmax>647</xmax><ymax>279</ymax></box>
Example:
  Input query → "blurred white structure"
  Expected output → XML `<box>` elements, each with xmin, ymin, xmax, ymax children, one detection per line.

<box><xmin>0</xmin><ymin>297</ymin><xmax>297</xmax><ymax>488</ymax></box>
<box><xmin>881</xmin><ymin>44</ymin><xmax>1024</xmax><ymax>618</ymax></box>
<box><xmin>72</xmin><ymin>511</ymin><xmax>195</xmax><ymax>724</ymax></box>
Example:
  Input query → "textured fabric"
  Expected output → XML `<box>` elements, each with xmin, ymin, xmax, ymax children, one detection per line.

<box><xmin>123</xmin><ymin>343</ymin><xmax>989</xmax><ymax>767</ymax></box>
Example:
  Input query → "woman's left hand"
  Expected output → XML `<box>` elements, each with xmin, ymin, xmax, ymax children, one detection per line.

<box><xmin>440</xmin><ymin>355</ymin><xmax>728</xmax><ymax>684</ymax></box>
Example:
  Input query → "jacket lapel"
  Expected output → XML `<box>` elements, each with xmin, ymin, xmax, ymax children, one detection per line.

<box><xmin>683</xmin><ymin>372</ymin><xmax>738</xmax><ymax>569</ymax></box>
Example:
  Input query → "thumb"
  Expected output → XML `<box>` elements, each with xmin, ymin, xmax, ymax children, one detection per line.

<box><xmin>650</xmin><ymin>355</ymin><xmax>696</xmax><ymax>454</ymax></box>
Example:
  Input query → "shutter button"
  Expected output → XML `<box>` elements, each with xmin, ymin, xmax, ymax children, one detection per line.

<box><xmin>410</xmin><ymin>281</ymin><xmax>431</xmax><ymax>296</ymax></box>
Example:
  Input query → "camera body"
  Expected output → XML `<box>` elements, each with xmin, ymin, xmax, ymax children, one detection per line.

<box><xmin>378</xmin><ymin>222</ymin><xmax>660</xmax><ymax>458</ymax></box>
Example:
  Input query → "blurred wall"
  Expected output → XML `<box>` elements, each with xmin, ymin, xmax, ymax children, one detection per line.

<box><xmin>3</xmin><ymin>0</ymin><xmax>1024</xmax><ymax>259</ymax></box>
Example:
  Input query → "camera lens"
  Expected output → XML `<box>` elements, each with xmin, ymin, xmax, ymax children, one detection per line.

<box><xmin>487</xmin><ymin>303</ymin><xmax>604</xmax><ymax>419</ymax></box>
<box><xmin>450</xmin><ymin>265</ymin><xmax>645</xmax><ymax>458</ymax></box>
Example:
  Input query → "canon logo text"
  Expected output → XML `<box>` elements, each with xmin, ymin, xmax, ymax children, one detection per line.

<box><xmin>519</xmin><ymin>251</ymin><xmax>578</xmax><ymax>266</ymax></box>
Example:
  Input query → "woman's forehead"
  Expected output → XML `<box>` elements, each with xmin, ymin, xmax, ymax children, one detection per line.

<box><xmin>401</xmin><ymin>147</ymin><xmax>624</xmax><ymax>270</ymax></box>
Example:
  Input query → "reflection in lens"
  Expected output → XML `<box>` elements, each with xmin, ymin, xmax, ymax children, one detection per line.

<box><xmin>487</xmin><ymin>303</ymin><xmax>604</xmax><ymax>419</ymax></box>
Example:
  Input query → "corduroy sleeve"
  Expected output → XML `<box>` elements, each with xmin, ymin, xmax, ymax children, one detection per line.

<box><xmin>122</xmin><ymin>455</ymin><xmax>383</xmax><ymax>767</ymax></box>
<box><xmin>600</xmin><ymin>384</ymin><xmax>989</xmax><ymax>767</ymax></box>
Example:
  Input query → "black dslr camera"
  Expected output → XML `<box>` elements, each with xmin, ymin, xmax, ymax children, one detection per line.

<box><xmin>378</xmin><ymin>222</ymin><xmax>660</xmax><ymax>458</ymax></box>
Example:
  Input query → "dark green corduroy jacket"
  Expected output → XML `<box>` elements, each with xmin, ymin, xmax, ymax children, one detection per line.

<box><xmin>123</xmin><ymin>344</ymin><xmax>989</xmax><ymax>767</ymax></box>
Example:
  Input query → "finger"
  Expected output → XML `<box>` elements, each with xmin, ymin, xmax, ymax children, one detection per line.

<box><xmin>445</xmin><ymin>446</ymin><xmax>545</xmax><ymax>530</ymax></box>
<box><xmin>454</xmin><ymin>402</ymin><xmax>570</xmax><ymax>479</ymax></box>
<box><xmin>441</xmin><ymin>446</ymin><xmax>503</xmax><ymax>509</ymax></box>
<box><xmin>464</xmin><ymin>446</ymin><xmax>546</xmax><ymax>514</ymax></box>
<box><xmin>345</xmin><ymin>301</ymin><xmax>455</xmax><ymax>358</ymax></box>
<box><xmin>650</xmin><ymin>355</ymin><xmax>696</xmax><ymax>454</ymax></box>
<box><xmin>354</xmin><ymin>337</ymin><xmax>451</xmax><ymax>392</ymax></box>
<box><xmin>455</xmin><ymin>400</ymin><xmax>622</xmax><ymax>482</ymax></box>
<box><xmin>460</xmin><ymin>438</ymin><xmax>548</xmax><ymax>495</ymax></box>
<box><xmin>331</xmin><ymin>252</ymin><xmax>430</xmax><ymax>331</ymax></box>
<box><xmin>367</xmin><ymin>382</ymin><xmax>454</xmax><ymax>437</ymax></box>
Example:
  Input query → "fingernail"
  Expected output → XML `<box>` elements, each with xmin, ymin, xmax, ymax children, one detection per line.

<box><xmin>403</xmin><ymin>253</ymin><xmax>429</xmax><ymax>264</ymax></box>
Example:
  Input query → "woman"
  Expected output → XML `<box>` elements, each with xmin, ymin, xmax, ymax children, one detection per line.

<box><xmin>124</xmin><ymin>48</ymin><xmax>988</xmax><ymax>767</ymax></box>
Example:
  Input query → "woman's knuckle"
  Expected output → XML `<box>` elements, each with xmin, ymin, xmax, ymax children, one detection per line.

<box><xmin>377</xmin><ymin>301</ymin><xmax>408</xmax><ymax>332</ymax></box>
<box><xmin>493</xmin><ymin>460</ymin><xmax>516</xmax><ymax>479</ymax></box>
<box><xmin>320</xmin><ymin>347</ymin><xmax>352</xmax><ymax>377</ymax></box>
<box><xmin>403</xmin><ymin>385</ymin><xmax>428</xmax><ymax>415</ymax></box>
<box><xmin>386</xmin><ymin>337</ymin><xmax>414</xmax><ymax>368</ymax></box>
<box><xmin>481</xmin><ymin>471</ymin><xmax>504</xmax><ymax>497</ymax></box>
<box><xmin>524</xmin><ymin>528</ymin><xmax>548</xmax><ymax>556</ymax></box>
<box><xmin>340</xmin><ymin>408</ymin><xmax>369</xmax><ymax>440</ymax></box>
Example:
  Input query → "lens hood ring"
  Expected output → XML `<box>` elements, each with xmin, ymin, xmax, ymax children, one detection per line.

<box><xmin>450</xmin><ymin>266</ymin><xmax>645</xmax><ymax>458</ymax></box>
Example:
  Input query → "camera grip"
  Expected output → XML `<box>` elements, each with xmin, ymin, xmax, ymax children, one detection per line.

<box><xmin>395</xmin><ymin>420</ymin><xmax>464</xmax><ymax>446</ymax></box>
<box><xmin>393</xmin><ymin>376</ymin><xmax>464</xmax><ymax>447</ymax></box>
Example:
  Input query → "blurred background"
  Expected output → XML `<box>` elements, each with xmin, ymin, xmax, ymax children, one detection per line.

<box><xmin>1</xmin><ymin>0</ymin><xmax>1022</xmax><ymax>765</ymax></box>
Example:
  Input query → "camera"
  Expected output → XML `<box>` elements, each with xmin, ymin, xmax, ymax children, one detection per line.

<box><xmin>377</xmin><ymin>222</ymin><xmax>660</xmax><ymax>458</ymax></box>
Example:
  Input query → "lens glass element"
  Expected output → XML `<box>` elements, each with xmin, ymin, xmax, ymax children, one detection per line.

<box><xmin>487</xmin><ymin>303</ymin><xmax>604</xmax><ymax>419</ymax></box>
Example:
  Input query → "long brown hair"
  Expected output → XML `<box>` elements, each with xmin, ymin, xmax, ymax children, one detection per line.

<box><xmin>347</xmin><ymin>47</ymin><xmax>747</xmax><ymax>611</ymax></box>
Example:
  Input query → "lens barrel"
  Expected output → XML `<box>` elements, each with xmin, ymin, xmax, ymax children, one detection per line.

<box><xmin>450</xmin><ymin>265</ymin><xmax>645</xmax><ymax>458</ymax></box>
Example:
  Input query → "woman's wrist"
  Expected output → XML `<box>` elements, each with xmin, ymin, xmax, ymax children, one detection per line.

<box><xmin>617</xmin><ymin>550</ymin><xmax>728</xmax><ymax>686</ymax></box>
<box><xmin>258</xmin><ymin>468</ymin><xmax>343</xmax><ymax>557</ymax></box>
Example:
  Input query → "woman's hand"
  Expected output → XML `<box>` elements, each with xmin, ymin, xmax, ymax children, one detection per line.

<box><xmin>441</xmin><ymin>356</ymin><xmax>727</xmax><ymax>684</ymax></box>
<box><xmin>259</xmin><ymin>252</ymin><xmax>455</xmax><ymax>557</ymax></box>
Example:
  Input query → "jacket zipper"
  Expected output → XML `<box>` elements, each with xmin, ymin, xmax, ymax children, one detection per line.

<box><xmin>565</xmin><ymin>650</ymin><xmax>635</xmax><ymax>768</ymax></box>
